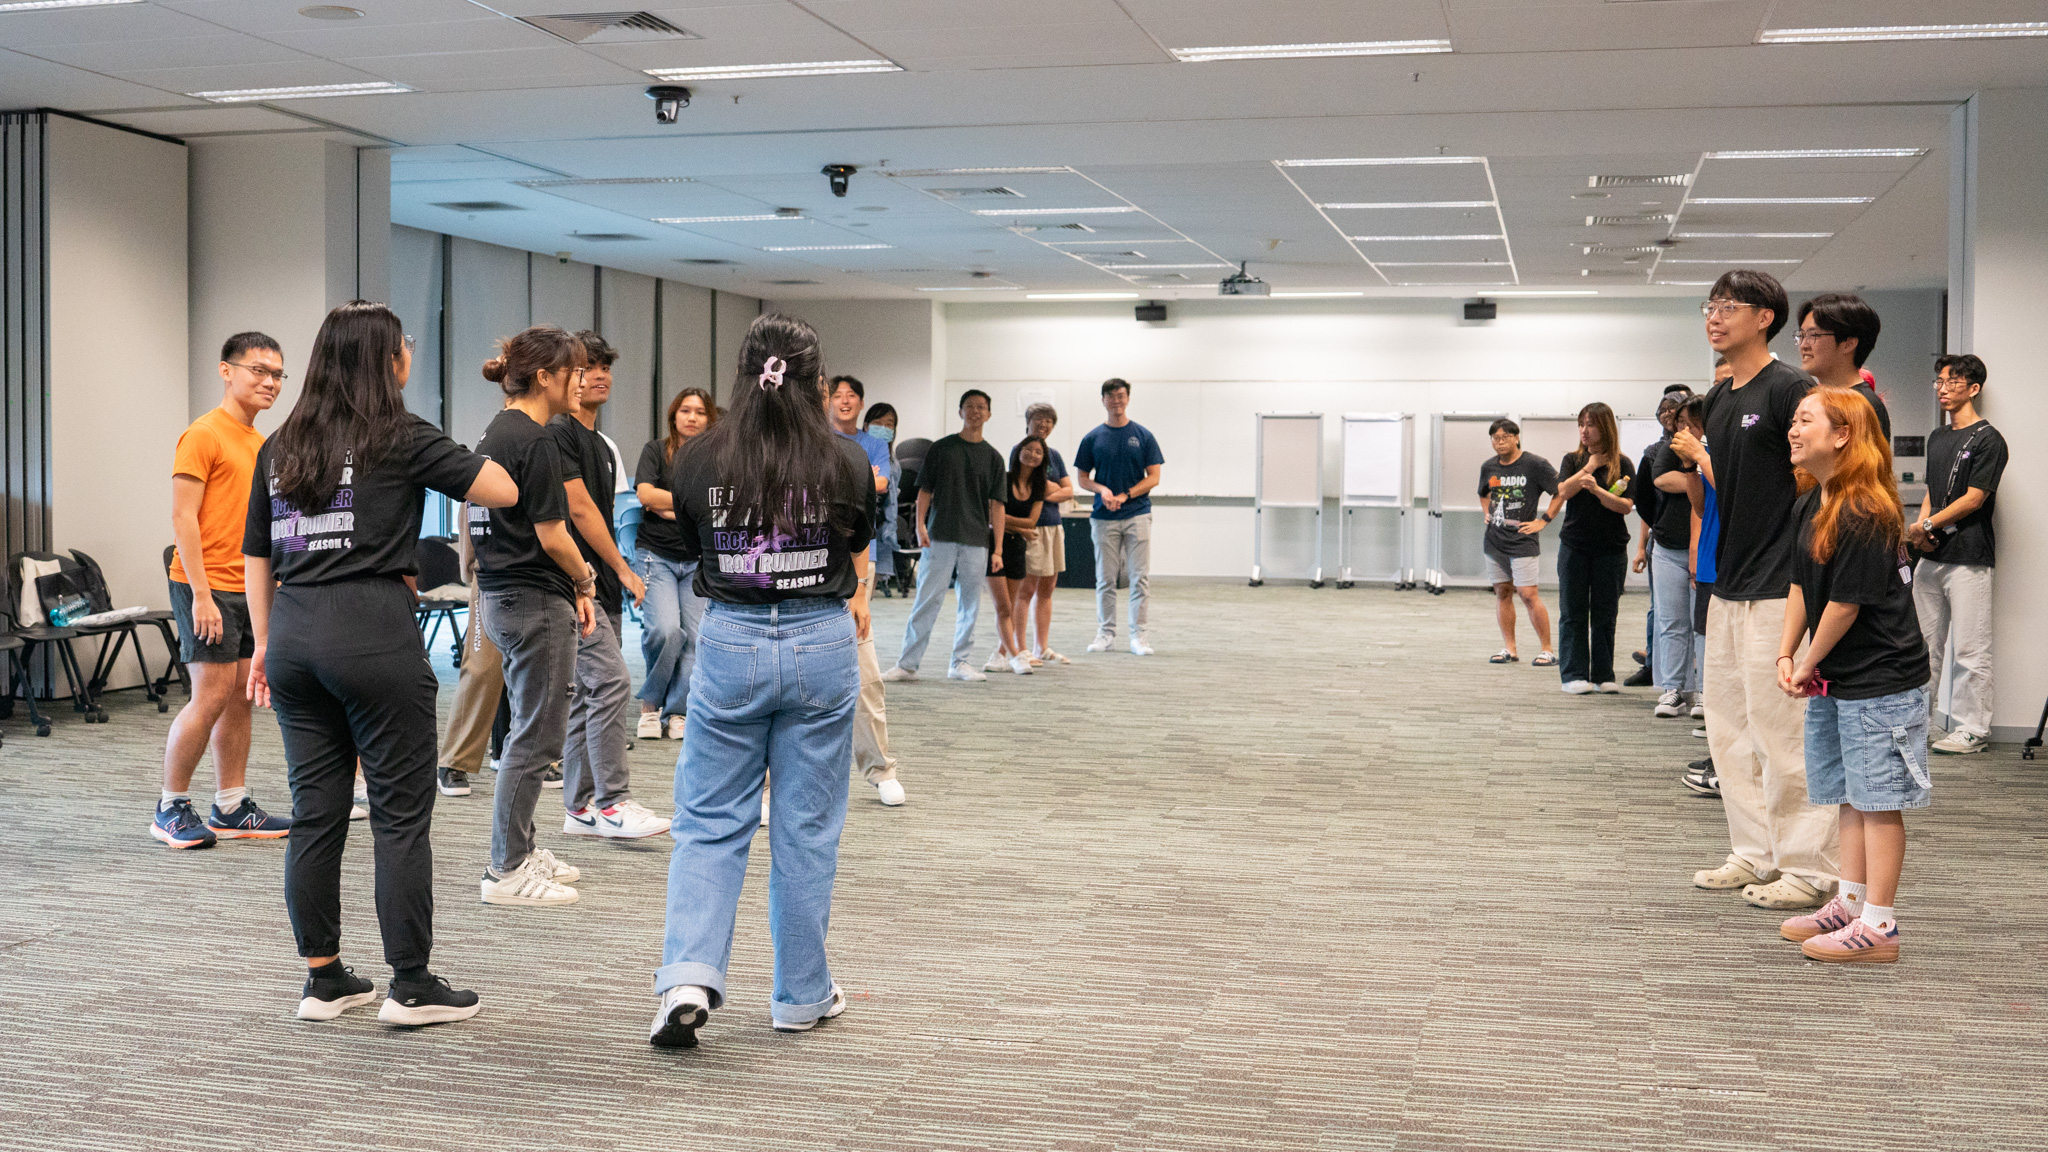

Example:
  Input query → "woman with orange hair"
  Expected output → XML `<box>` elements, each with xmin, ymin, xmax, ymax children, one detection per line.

<box><xmin>1774</xmin><ymin>386</ymin><xmax>1929</xmax><ymax>964</ymax></box>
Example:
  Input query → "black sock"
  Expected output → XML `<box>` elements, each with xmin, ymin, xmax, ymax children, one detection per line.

<box><xmin>394</xmin><ymin>966</ymin><xmax>430</xmax><ymax>986</ymax></box>
<box><xmin>308</xmin><ymin>959</ymin><xmax>345</xmax><ymax>980</ymax></box>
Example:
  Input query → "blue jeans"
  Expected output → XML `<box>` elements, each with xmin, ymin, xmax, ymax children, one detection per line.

<box><xmin>1555</xmin><ymin>543</ymin><xmax>1625</xmax><ymax>684</ymax></box>
<box><xmin>1805</xmin><ymin>687</ymin><xmax>1932</xmax><ymax>812</ymax></box>
<box><xmin>895</xmin><ymin>539</ymin><xmax>987</xmax><ymax>673</ymax></box>
<box><xmin>636</xmin><ymin>549</ymin><xmax>705</xmax><ymax>720</ymax></box>
<box><xmin>1649</xmin><ymin>542</ymin><xmax>1700</xmax><ymax>694</ymax></box>
<box><xmin>656</xmin><ymin>599</ymin><xmax>858</xmax><ymax>1024</ymax></box>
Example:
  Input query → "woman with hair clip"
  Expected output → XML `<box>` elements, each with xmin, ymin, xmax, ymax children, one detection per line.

<box><xmin>472</xmin><ymin>325</ymin><xmax>599</xmax><ymax>909</ymax></box>
<box><xmin>634</xmin><ymin>387</ymin><xmax>718</xmax><ymax>740</ymax></box>
<box><xmin>1539</xmin><ymin>401</ymin><xmax>1638</xmax><ymax>694</ymax></box>
<box><xmin>989</xmin><ymin>436</ymin><xmax>1048</xmax><ymax>675</ymax></box>
<box><xmin>650</xmin><ymin>313</ymin><xmax>873</xmax><ymax>1048</ymax></box>
<box><xmin>1775</xmin><ymin>386</ymin><xmax>1928</xmax><ymax>963</ymax></box>
<box><xmin>242</xmin><ymin>300</ymin><xmax>516</xmax><ymax>1025</ymax></box>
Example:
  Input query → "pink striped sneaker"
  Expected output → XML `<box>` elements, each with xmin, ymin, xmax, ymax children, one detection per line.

<box><xmin>1801</xmin><ymin>919</ymin><xmax>1900</xmax><ymax>964</ymax></box>
<box><xmin>1779</xmin><ymin>895</ymin><xmax>1857</xmax><ymax>942</ymax></box>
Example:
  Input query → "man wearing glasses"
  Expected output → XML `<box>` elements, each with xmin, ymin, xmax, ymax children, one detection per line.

<box><xmin>153</xmin><ymin>333</ymin><xmax>292</xmax><ymax>849</ymax></box>
<box><xmin>1680</xmin><ymin>271</ymin><xmax>1839</xmax><ymax>911</ymax></box>
<box><xmin>1910</xmin><ymin>355</ymin><xmax>2004</xmax><ymax>756</ymax></box>
<box><xmin>1795</xmin><ymin>293</ymin><xmax>1890</xmax><ymax>441</ymax></box>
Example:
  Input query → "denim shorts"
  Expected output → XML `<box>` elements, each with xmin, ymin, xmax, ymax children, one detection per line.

<box><xmin>1804</xmin><ymin>686</ymin><xmax>1932</xmax><ymax>812</ymax></box>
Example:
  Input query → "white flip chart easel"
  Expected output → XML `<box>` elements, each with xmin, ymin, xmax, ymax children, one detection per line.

<box><xmin>1251</xmin><ymin>412</ymin><xmax>1325</xmax><ymax>587</ymax></box>
<box><xmin>1336</xmin><ymin>413</ymin><xmax>1414</xmax><ymax>589</ymax></box>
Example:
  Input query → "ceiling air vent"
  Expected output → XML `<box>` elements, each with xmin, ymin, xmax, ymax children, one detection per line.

<box><xmin>1585</xmin><ymin>214</ymin><xmax>1675</xmax><ymax>226</ymax></box>
<box><xmin>767</xmin><ymin>279</ymin><xmax>821</xmax><ymax>285</ymax></box>
<box><xmin>1581</xmin><ymin>243</ymin><xmax>1664</xmax><ymax>256</ymax></box>
<box><xmin>1581</xmin><ymin>268</ymin><xmax>1647</xmax><ymax>277</ymax></box>
<box><xmin>569</xmin><ymin>232</ymin><xmax>645</xmax><ymax>241</ymax></box>
<box><xmin>521</xmin><ymin>11</ymin><xmax>698</xmax><ymax>44</ymax></box>
<box><xmin>521</xmin><ymin>177</ymin><xmax>694</xmax><ymax>189</ymax></box>
<box><xmin>926</xmin><ymin>187</ymin><xmax>1022</xmax><ymax>200</ymax></box>
<box><xmin>680</xmin><ymin>258</ymin><xmax>737</xmax><ymax>265</ymax></box>
<box><xmin>432</xmin><ymin>201</ymin><xmax>523</xmax><ymax>212</ymax></box>
<box><xmin>1588</xmin><ymin>174</ymin><xmax>1690</xmax><ymax>188</ymax></box>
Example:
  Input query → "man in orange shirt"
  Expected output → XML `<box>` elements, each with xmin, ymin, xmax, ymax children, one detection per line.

<box><xmin>152</xmin><ymin>333</ymin><xmax>292</xmax><ymax>849</ymax></box>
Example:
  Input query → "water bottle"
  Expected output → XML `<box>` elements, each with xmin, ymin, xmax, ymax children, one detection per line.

<box><xmin>49</xmin><ymin>594</ymin><xmax>91</xmax><ymax>627</ymax></box>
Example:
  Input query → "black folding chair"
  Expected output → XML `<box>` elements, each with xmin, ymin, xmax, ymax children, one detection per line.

<box><xmin>158</xmin><ymin>546</ymin><xmax>192</xmax><ymax>699</ymax></box>
<box><xmin>65</xmin><ymin>549</ymin><xmax>174</xmax><ymax>713</ymax></box>
<box><xmin>414</xmin><ymin>536</ymin><xmax>467</xmax><ymax>665</ymax></box>
<box><xmin>0</xmin><ymin>631</ymin><xmax>29</xmax><ymax>744</ymax></box>
<box><xmin>3</xmin><ymin>558</ymin><xmax>95</xmax><ymax>726</ymax></box>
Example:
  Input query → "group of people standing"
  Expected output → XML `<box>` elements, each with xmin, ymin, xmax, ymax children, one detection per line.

<box><xmin>1479</xmin><ymin>270</ymin><xmax>2004</xmax><ymax>963</ymax></box>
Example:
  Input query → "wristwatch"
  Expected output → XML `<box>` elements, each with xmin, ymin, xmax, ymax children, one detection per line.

<box><xmin>1919</xmin><ymin>518</ymin><xmax>1935</xmax><ymax>535</ymax></box>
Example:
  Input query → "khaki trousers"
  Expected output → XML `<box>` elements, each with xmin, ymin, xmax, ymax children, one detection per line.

<box><xmin>1703</xmin><ymin>596</ymin><xmax>1838</xmax><ymax>887</ymax></box>
<box><xmin>436</xmin><ymin>586</ymin><xmax>504</xmax><ymax>772</ymax></box>
<box><xmin>853</xmin><ymin>634</ymin><xmax>898</xmax><ymax>784</ymax></box>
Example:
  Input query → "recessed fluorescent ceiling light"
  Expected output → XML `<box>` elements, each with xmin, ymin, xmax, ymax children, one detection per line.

<box><xmin>915</xmin><ymin>286</ymin><xmax>1018</xmax><ymax>292</ymax></box>
<box><xmin>1271</xmin><ymin>291</ymin><xmax>1366</xmax><ymax>298</ymax></box>
<box><xmin>1685</xmin><ymin>196</ymin><xmax>1874</xmax><ymax>205</ymax></box>
<box><xmin>1760</xmin><ymin>22</ymin><xmax>2048</xmax><ymax>43</ymax></box>
<box><xmin>188</xmin><ymin>81</ymin><xmax>411</xmax><ymax>102</ymax></box>
<box><xmin>1351</xmin><ymin>234</ymin><xmax>1503</xmax><ymax>242</ymax></box>
<box><xmin>1374</xmin><ymin>262</ymin><xmax>1506</xmax><ymax>267</ymax></box>
<box><xmin>1662</xmin><ymin>258</ymin><xmax>1804</xmax><ymax>264</ymax></box>
<box><xmin>1674</xmin><ymin>231</ymin><xmax>1832</xmax><ymax>239</ymax></box>
<box><xmin>1704</xmin><ymin>148</ymin><xmax>1926</xmax><ymax>159</ymax></box>
<box><xmin>1319</xmin><ymin>201</ymin><xmax>1494</xmax><ymax>209</ymax></box>
<box><xmin>0</xmin><ymin>0</ymin><xmax>142</xmax><ymax>10</ymax></box>
<box><xmin>1656</xmin><ymin>281</ymin><xmax>1717</xmax><ymax>286</ymax></box>
<box><xmin>1101</xmin><ymin>263</ymin><xmax>1231</xmax><ymax>270</ymax></box>
<box><xmin>971</xmin><ymin>207</ymin><xmax>1136</xmax><ymax>216</ymax></box>
<box><xmin>644</xmin><ymin>60</ymin><xmax>900</xmax><ymax>81</ymax></box>
<box><xmin>760</xmin><ymin>244</ymin><xmax>891</xmax><ymax>251</ymax></box>
<box><xmin>1491</xmin><ymin>290</ymin><xmax>1598</xmax><ymax>296</ymax></box>
<box><xmin>1026</xmin><ymin>292</ymin><xmax>1140</xmax><ymax>300</ymax></box>
<box><xmin>656</xmin><ymin>214</ymin><xmax>802</xmax><ymax>224</ymax></box>
<box><xmin>1171</xmin><ymin>39</ymin><xmax>1451</xmax><ymax>62</ymax></box>
<box><xmin>890</xmin><ymin>167</ymin><xmax>1068</xmax><ymax>177</ymax></box>
<box><xmin>1281</xmin><ymin>157</ymin><xmax>1482</xmax><ymax>167</ymax></box>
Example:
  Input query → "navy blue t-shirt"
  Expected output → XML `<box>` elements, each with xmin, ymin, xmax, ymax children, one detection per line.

<box><xmin>1074</xmin><ymin>421</ymin><xmax>1164</xmax><ymax>521</ymax></box>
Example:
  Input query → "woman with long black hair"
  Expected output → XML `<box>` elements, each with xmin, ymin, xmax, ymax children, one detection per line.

<box><xmin>633</xmin><ymin>387</ymin><xmax>717</xmax><ymax>740</ymax></box>
<box><xmin>472</xmin><ymin>326</ymin><xmax>599</xmax><ymax>908</ymax></box>
<box><xmin>991</xmin><ymin>435</ymin><xmax>1049</xmax><ymax>674</ymax></box>
<box><xmin>1539</xmin><ymin>401</ymin><xmax>1638</xmax><ymax>694</ymax></box>
<box><xmin>243</xmin><ymin>300</ymin><xmax>515</xmax><ymax>1025</ymax></box>
<box><xmin>650</xmin><ymin>313</ymin><xmax>873</xmax><ymax>1048</ymax></box>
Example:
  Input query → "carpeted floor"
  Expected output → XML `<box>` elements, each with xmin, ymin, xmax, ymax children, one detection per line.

<box><xmin>3</xmin><ymin>581</ymin><xmax>2045</xmax><ymax>1151</ymax></box>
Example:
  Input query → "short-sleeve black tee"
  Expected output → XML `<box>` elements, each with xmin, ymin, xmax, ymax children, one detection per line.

<box><xmin>1705</xmin><ymin>359</ymin><xmax>1811</xmax><ymax>600</ymax></box>
<box><xmin>547</xmin><ymin>414</ymin><xmax>621</xmax><ymax>610</ymax></box>
<box><xmin>1635</xmin><ymin>437</ymin><xmax>1666</xmax><ymax>534</ymax></box>
<box><xmin>669</xmin><ymin>437</ymin><xmax>873</xmax><ymax>604</ymax></box>
<box><xmin>241</xmin><ymin>415</ymin><xmax>484</xmax><ymax>586</ymax></box>
<box><xmin>918</xmin><ymin>434</ymin><xmax>1007</xmax><ymax>548</ymax></box>
<box><xmin>1922</xmin><ymin>420</ymin><xmax>2006</xmax><ymax>567</ymax></box>
<box><xmin>472</xmin><ymin>408</ymin><xmax>574</xmax><ymax>601</ymax></box>
<box><xmin>633</xmin><ymin>437</ymin><xmax>693</xmax><ymax>563</ymax></box>
<box><xmin>1791</xmin><ymin>489</ymin><xmax>1929</xmax><ymax>700</ymax></box>
<box><xmin>1479</xmin><ymin>452</ymin><xmax>1557</xmax><ymax>561</ymax></box>
<box><xmin>1556</xmin><ymin>450</ymin><xmax>1638</xmax><ymax>554</ymax></box>
<box><xmin>1648</xmin><ymin>442</ymin><xmax>1695</xmax><ymax>551</ymax></box>
<box><xmin>1854</xmin><ymin>381</ymin><xmax>1892</xmax><ymax>444</ymax></box>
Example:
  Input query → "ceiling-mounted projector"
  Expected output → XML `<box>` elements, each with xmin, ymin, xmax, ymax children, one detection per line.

<box><xmin>1218</xmin><ymin>261</ymin><xmax>1268</xmax><ymax>296</ymax></box>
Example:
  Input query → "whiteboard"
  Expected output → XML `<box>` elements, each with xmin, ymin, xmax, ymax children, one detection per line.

<box><xmin>1256</xmin><ymin>414</ymin><xmax>1324</xmax><ymax>507</ymax></box>
<box><xmin>1516</xmin><ymin>416</ymin><xmax>1580</xmax><ymax>478</ymax></box>
<box><xmin>1619</xmin><ymin>416</ymin><xmax>1662</xmax><ymax>466</ymax></box>
<box><xmin>1342</xmin><ymin>415</ymin><xmax>1405</xmax><ymax>502</ymax></box>
<box><xmin>1438</xmin><ymin>415</ymin><xmax>1504</xmax><ymax>512</ymax></box>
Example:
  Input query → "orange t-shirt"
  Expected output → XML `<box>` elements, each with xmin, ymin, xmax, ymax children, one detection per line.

<box><xmin>168</xmin><ymin>407</ymin><xmax>265</xmax><ymax>593</ymax></box>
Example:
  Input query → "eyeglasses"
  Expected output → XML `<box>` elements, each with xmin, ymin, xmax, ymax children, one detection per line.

<box><xmin>1700</xmin><ymin>301</ymin><xmax>1759</xmax><ymax>319</ymax></box>
<box><xmin>226</xmin><ymin>361</ymin><xmax>288</xmax><ymax>383</ymax></box>
<box><xmin>1795</xmin><ymin>329</ymin><xmax>1840</xmax><ymax>345</ymax></box>
<box><xmin>1933</xmin><ymin>375</ymin><xmax>1978</xmax><ymax>389</ymax></box>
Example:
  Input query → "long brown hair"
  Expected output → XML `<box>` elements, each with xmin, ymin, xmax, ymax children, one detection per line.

<box><xmin>1570</xmin><ymin>401</ymin><xmax>1622</xmax><ymax>483</ymax></box>
<box><xmin>662</xmin><ymin>387</ymin><xmax>717</xmax><ymax>461</ymax></box>
<box><xmin>1796</xmin><ymin>385</ymin><xmax>1901</xmax><ymax>563</ymax></box>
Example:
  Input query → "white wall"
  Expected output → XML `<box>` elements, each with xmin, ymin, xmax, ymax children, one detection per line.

<box><xmin>766</xmin><ymin>298</ymin><xmax>942</xmax><ymax>443</ymax></box>
<box><xmin>47</xmin><ymin>116</ymin><xmax>188</xmax><ymax>684</ymax></box>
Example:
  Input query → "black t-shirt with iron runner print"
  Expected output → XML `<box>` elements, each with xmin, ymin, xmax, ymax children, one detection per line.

<box><xmin>241</xmin><ymin>415</ymin><xmax>484</xmax><ymax>586</ymax></box>
<box><xmin>669</xmin><ymin>437</ymin><xmax>874</xmax><ymax>604</ymax></box>
<box><xmin>1790</xmin><ymin>488</ymin><xmax>1929</xmax><ymax>701</ymax></box>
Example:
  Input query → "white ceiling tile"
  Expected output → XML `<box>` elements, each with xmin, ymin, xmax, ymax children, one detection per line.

<box><xmin>1121</xmin><ymin>0</ymin><xmax>1452</xmax><ymax>49</ymax></box>
<box><xmin>18</xmin><ymin>33</ymin><xmax>310</xmax><ymax>73</ymax></box>
<box><xmin>1446</xmin><ymin>2</ymin><xmax>1771</xmax><ymax>52</ymax></box>
<box><xmin>159</xmin><ymin>0</ymin><xmax>503</xmax><ymax>34</ymax></box>
<box><xmin>262</xmin><ymin>18</ymin><xmax>558</xmax><ymax>56</ymax></box>
<box><xmin>99</xmin><ymin>104</ymin><xmax>322</xmax><ymax>134</ymax></box>
<box><xmin>0</xmin><ymin>2</ymin><xmax>223</xmax><ymax>46</ymax></box>
<box><xmin>337</xmin><ymin>45</ymin><xmax>642</xmax><ymax>90</ymax></box>
<box><xmin>102</xmin><ymin>57</ymin><xmax>391</xmax><ymax>92</ymax></box>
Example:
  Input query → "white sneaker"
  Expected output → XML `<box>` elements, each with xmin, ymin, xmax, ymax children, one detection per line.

<box><xmin>1690</xmin><ymin>697</ymin><xmax>1704</xmax><ymax>720</ymax></box>
<box><xmin>1561</xmin><ymin>680</ymin><xmax>1594</xmax><ymax>695</ymax></box>
<box><xmin>1129</xmin><ymin>638</ymin><xmax>1154</xmax><ymax>656</ymax></box>
<box><xmin>880</xmin><ymin>665</ymin><xmax>917</xmax><ymax>682</ymax></box>
<box><xmin>1085</xmin><ymin>634</ymin><xmax>1113</xmax><ymax>653</ymax></box>
<box><xmin>1654</xmin><ymin>690</ymin><xmax>1684</xmax><ymax>717</ymax></box>
<box><xmin>984</xmin><ymin>652</ymin><xmax>1010</xmax><ymax>673</ymax></box>
<box><xmin>1009</xmin><ymin>654</ymin><xmax>1034</xmax><ymax>675</ymax></box>
<box><xmin>876</xmin><ymin>779</ymin><xmax>906</xmax><ymax>806</ymax></box>
<box><xmin>349</xmin><ymin>801</ymin><xmax>368</xmax><ymax>822</ymax></box>
<box><xmin>563</xmin><ymin>807</ymin><xmax>605</xmax><ymax>836</ymax></box>
<box><xmin>1931</xmin><ymin>730</ymin><xmax>1988</xmax><ymax>755</ymax></box>
<box><xmin>530</xmin><ymin>845</ymin><xmax>580</xmax><ymax>883</ymax></box>
<box><xmin>773</xmin><ymin>984</ymin><xmax>846</xmax><ymax>1032</ymax></box>
<box><xmin>666</xmin><ymin>715</ymin><xmax>687</xmax><ymax>740</ymax></box>
<box><xmin>650</xmin><ymin>984</ymin><xmax>711</xmax><ymax>1048</ymax></box>
<box><xmin>947</xmin><ymin>662</ymin><xmax>987</xmax><ymax>682</ymax></box>
<box><xmin>636</xmin><ymin>712</ymin><xmax>662</xmax><ymax>739</ymax></box>
<box><xmin>1692</xmin><ymin>725</ymin><xmax>1708</xmax><ymax>739</ymax></box>
<box><xmin>760</xmin><ymin>791</ymin><xmax>770</xmax><ymax>825</ymax></box>
<box><xmin>596</xmin><ymin>799</ymin><xmax>670</xmax><ymax>839</ymax></box>
<box><xmin>480</xmin><ymin>854</ymin><xmax>579</xmax><ymax>906</ymax></box>
<box><xmin>1596</xmin><ymin>681</ymin><xmax>1621</xmax><ymax>693</ymax></box>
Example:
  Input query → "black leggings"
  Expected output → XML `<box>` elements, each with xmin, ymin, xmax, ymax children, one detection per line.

<box><xmin>269</xmin><ymin>578</ymin><xmax>440</xmax><ymax>969</ymax></box>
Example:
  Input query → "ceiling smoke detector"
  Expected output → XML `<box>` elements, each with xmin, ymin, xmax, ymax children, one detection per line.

<box><xmin>522</xmin><ymin>11</ymin><xmax>697</xmax><ymax>43</ymax></box>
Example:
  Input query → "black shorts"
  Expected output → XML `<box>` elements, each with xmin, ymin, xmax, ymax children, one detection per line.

<box><xmin>169</xmin><ymin>579</ymin><xmax>255</xmax><ymax>664</ymax></box>
<box><xmin>1692</xmin><ymin>581</ymin><xmax>1712</xmax><ymax>636</ymax></box>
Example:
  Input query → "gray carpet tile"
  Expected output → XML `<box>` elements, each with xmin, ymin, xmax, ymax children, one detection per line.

<box><xmin>3</xmin><ymin>580</ymin><xmax>2045</xmax><ymax>1151</ymax></box>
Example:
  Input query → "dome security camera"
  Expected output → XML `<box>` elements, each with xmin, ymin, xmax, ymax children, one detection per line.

<box><xmin>646</xmin><ymin>85</ymin><xmax>691</xmax><ymax>124</ymax></box>
<box><xmin>823</xmin><ymin>164</ymin><xmax>857</xmax><ymax>197</ymax></box>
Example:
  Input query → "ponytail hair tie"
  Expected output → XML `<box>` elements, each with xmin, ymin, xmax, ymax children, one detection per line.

<box><xmin>758</xmin><ymin>356</ymin><xmax>786</xmax><ymax>391</ymax></box>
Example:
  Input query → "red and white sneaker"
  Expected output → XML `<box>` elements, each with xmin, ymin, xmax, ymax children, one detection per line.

<box><xmin>1779</xmin><ymin>895</ymin><xmax>1857</xmax><ymax>942</ymax></box>
<box><xmin>1801</xmin><ymin>918</ymin><xmax>1900</xmax><ymax>964</ymax></box>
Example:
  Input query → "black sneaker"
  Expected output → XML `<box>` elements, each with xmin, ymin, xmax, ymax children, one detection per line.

<box><xmin>378</xmin><ymin>973</ymin><xmax>482</xmax><ymax>1027</ymax></box>
<box><xmin>1687</xmin><ymin>758</ymin><xmax>1713</xmax><ymax>774</ymax></box>
<box><xmin>150</xmin><ymin>798</ymin><xmax>217</xmax><ymax>849</ymax></box>
<box><xmin>1623</xmin><ymin>666</ymin><xmax>1654</xmax><ymax>687</ymax></box>
<box><xmin>437</xmin><ymin>766</ymin><xmax>471</xmax><ymax>797</ymax></box>
<box><xmin>297</xmin><ymin>964</ymin><xmax>378</xmax><ymax>1020</ymax></box>
<box><xmin>541</xmin><ymin>762</ymin><xmax>563</xmax><ymax>791</ymax></box>
<box><xmin>1682</xmin><ymin>764</ymin><xmax>1720</xmax><ymax>797</ymax></box>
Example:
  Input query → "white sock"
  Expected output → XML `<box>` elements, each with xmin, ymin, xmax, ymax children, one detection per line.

<box><xmin>214</xmin><ymin>786</ymin><xmax>248</xmax><ymax>813</ymax></box>
<box><xmin>160</xmin><ymin>790</ymin><xmax>188</xmax><ymax>812</ymax></box>
<box><xmin>1861</xmin><ymin>903</ymin><xmax>1896</xmax><ymax>931</ymax></box>
<box><xmin>1838</xmin><ymin>880</ymin><xmax>1867</xmax><ymax>908</ymax></box>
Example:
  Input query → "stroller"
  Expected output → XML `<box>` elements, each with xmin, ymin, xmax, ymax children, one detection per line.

<box><xmin>878</xmin><ymin>437</ymin><xmax>930</xmax><ymax>598</ymax></box>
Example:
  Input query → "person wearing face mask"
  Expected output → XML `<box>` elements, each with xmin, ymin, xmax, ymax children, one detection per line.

<box><xmin>862</xmin><ymin>402</ymin><xmax>903</xmax><ymax>589</ymax></box>
<box><xmin>634</xmin><ymin>388</ymin><xmax>718</xmax><ymax>742</ymax></box>
<box><xmin>1537</xmin><ymin>403</ymin><xmax>1637</xmax><ymax>694</ymax></box>
<box><xmin>471</xmin><ymin>325</ymin><xmax>599</xmax><ymax>908</ymax></box>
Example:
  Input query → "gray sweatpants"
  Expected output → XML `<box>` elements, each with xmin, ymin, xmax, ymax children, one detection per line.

<box><xmin>1091</xmin><ymin>513</ymin><xmax>1152</xmax><ymax>639</ymax></box>
<box><xmin>481</xmin><ymin>586</ymin><xmax>576</xmax><ymax>874</ymax></box>
<box><xmin>563</xmin><ymin>606</ymin><xmax>633</xmax><ymax>812</ymax></box>
<box><xmin>1915</xmin><ymin>559</ymin><xmax>1995</xmax><ymax>740</ymax></box>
